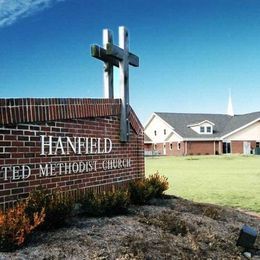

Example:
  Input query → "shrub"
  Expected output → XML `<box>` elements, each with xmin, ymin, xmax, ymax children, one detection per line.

<box><xmin>0</xmin><ymin>201</ymin><xmax>45</xmax><ymax>252</ymax></box>
<box><xmin>26</xmin><ymin>187</ymin><xmax>73</xmax><ymax>230</ymax></box>
<box><xmin>81</xmin><ymin>189</ymin><xmax>130</xmax><ymax>217</ymax></box>
<box><xmin>147</xmin><ymin>172</ymin><xmax>169</xmax><ymax>198</ymax></box>
<box><xmin>128</xmin><ymin>179</ymin><xmax>154</xmax><ymax>205</ymax></box>
<box><xmin>129</xmin><ymin>172</ymin><xmax>169</xmax><ymax>205</ymax></box>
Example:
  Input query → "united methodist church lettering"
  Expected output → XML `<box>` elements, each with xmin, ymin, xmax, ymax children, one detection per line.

<box><xmin>40</xmin><ymin>135</ymin><xmax>112</xmax><ymax>156</ymax></box>
<box><xmin>1</xmin><ymin>158</ymin><xmax>132</xmax><ymax>181</ymax></box>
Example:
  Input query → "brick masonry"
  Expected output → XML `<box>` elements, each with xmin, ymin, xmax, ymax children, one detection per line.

<box><xmin>145</xmin><ymin>141</ymin><xmax>223</xmax><ymax>156</ymax></box>
<box><xmin>145</xmin><ymin>140</ymin><xmax>259</xmax><ymax>156</ymax></box>
<box><xmin>0</xmin><ymin>98</ymin><xmax>144</xmax><ymax>210</ymax></box>
<box><xmin>186</xmin><ymin>141</ymin><xmax>215</xmax><ymax>155</ymax></box>
<box><xmin>231</xmin><ymin>140</ymin><xmax>256</xmax><ymax>154</ymax></box>
<box><xmin>231</xmin><ymin>141</ymin><xmax>243</xmax><ymax>154</ymax></box>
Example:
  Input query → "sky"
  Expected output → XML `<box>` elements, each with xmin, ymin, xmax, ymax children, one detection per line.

<box><xmin>1</xmin><ymin>0</ymin><xmax>260</xmax><ymax>124</ymax></box>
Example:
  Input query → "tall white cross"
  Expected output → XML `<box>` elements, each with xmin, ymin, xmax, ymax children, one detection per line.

<box><xmin>91</xmin><ymin>26</ymin><xmax>139</xmax><ymax>142</ymax></box>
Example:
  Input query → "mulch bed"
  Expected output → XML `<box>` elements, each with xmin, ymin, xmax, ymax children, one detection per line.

<box><xmin>0</xmin><ymin>196</ymin><xmax>260</xmax><ymax>260</ymax></box>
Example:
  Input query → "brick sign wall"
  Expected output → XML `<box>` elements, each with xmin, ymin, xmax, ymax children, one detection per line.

<box><xmin>0</xmin><ymin>98</ymin><xmax>144</xmax><ymax>210</ymax></box>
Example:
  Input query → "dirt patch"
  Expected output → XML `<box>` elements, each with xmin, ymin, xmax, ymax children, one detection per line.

<box><xmin>0</xmin><ymin>196</ymin><xmax>259</xmax><ymax>259</ymax></box>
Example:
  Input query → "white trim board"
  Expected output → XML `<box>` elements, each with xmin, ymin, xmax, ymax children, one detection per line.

<box><xmin>187</xmin><ymin>120</ymin><xmax>215</xmax><ymax>127</ymax></box>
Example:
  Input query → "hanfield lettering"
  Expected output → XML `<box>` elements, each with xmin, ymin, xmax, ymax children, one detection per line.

<box><xmin>40</xmin><ymin>135</ymin><xmax>112</xmax><ymax>156</ymax></box>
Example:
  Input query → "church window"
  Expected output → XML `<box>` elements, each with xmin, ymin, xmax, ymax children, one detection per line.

<box><xmin>177</xmin><ymin>142</ymin><xmax>181</xmax><ymax>150</ymax></box>
<box><xmin>154</xmin><ymin>130</ymin><xmax>157</xmax><ymax>136</ymax></box>
<box><xmin>164</xmin><ymin>129</ymin><xmax>166</xmax><ymax>135</ymax></box>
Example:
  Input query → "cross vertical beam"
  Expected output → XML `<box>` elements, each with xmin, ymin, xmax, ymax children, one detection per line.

<box><xmin>103</xmin><ymin>29</ymin><xmax>114</xmax><ymax>98</ymax></box>
<box><xmin>119</xmin><ymin>26</ymin><xmax>130</xmax><ymax>142</ymax></box>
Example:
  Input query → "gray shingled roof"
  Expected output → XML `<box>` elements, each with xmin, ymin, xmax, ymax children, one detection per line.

<box><xmin>155</xmin><ymin>112</ymin><xmax>260</xmax><ymax>139</ymax></box>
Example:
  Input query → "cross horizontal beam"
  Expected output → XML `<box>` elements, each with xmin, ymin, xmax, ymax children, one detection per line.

<box><xmin>91</xmin><ymin>45</ymin><xmax>119</xmax><ymax>67</ymax></box>
<box><xmin>91</xmin><ymin>44</ymin><xmax>139</xmax><ymax>67</ymax></box>
<box><xmin>106</xmin><ymin>43</ymin><xmax>139</xmax><ymax>67</ymax></box>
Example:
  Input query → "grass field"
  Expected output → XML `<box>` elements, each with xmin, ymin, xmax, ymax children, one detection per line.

<box><xmin>145</xmin><ymin>155</ymin><xmax>260</xmax><ymax>212</ymax></box>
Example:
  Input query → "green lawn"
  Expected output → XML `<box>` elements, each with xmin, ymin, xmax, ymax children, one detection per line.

<box><xmin>145</xmin><ymin>155</ymin><xmax>260</xmax><ymax>212</ymax></box>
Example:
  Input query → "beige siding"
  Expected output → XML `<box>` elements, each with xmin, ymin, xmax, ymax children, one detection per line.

<box><xmin>226</xmin><ymin>121</ymin><xmax>260</xmax><ymax>141</ymax></box>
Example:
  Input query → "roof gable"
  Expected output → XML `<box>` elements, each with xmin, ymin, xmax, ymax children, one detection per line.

<box><xmin>221</xmin><ymin>114</ymin><xmax>260</xmax><ymax>139</ymax></box>
<box><xmin>144</xmin><ymin>112</ymin><xmax>174</xmax><ymax>131</ymax></box>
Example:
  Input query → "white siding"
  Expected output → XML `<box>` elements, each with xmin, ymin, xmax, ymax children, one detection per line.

<box><xmin>145</xmin><ymin>115</ymin><xmax>175</xmax><ymax>143</ymax></box>
<box><xmin>167</xmin><ymin>132</ymin><xmax>183</xmax><ymax>142</ymax></box>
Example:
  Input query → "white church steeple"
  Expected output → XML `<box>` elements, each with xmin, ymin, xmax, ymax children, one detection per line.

<box><xmin>227</xmin><ymin>89</ymin><xmax>234</xmax><ymax>116</ymax></box>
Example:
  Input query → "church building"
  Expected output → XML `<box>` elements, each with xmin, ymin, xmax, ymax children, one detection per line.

<box><xmin>144</xmin><ymin>96</ymin><xmax>260</xmax><ymax>156</ymax></box>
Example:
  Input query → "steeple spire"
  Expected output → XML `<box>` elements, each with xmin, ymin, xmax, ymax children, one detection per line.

<box><xmin>227</xmin><ymin>89</ymin><xmax>234</xmax><ymax>116</ymax></box>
